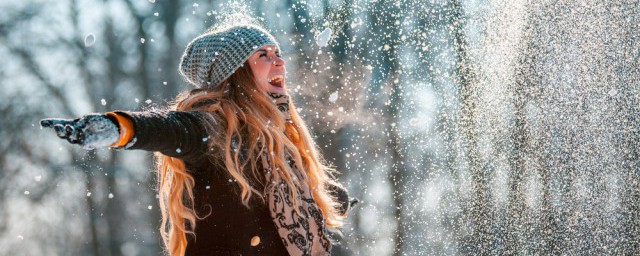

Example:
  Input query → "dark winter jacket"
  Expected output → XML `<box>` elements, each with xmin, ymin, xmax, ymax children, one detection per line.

<box><xmin>111</xmin><ymin>110</ymin><xmax>352</xmax><ymax>255</ymax></box>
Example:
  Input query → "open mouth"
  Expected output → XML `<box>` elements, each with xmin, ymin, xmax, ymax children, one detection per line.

<box><xmin>267</xmin><ymin>75</ymin><xmax>284</xmax><ymax>88</ymax></box>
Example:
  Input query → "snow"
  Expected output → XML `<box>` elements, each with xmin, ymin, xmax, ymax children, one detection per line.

<box><xmin>81</xmin><ymin>115</ymin><xmax>119</xmax><ymax>149</ymax></box>
<box><xmin>12</xmin><ymin>1</ymin><xmax>640</xmax><ymax>255</ymax></box>
<box><xmin>328</xmin><ymin>91</ymin><xmax>338</xmax><ymax>102</ymax></box>
<box><xmin>315</xmin><ymin>28</ymin><xmax>332</xmax><ymax>47</ymax></box>
<box><xmin>84</xmin><ymin>34</ymin><xmax>96</xmax><ymax>47</ymax></box>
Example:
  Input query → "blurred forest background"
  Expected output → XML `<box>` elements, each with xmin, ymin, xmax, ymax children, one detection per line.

<box><xmin>1</xmin><ymin>0</ymin><xmax>639</xmax><ymax>255</ymax></box>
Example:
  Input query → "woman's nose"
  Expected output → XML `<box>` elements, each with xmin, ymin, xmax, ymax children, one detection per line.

<box><xmin>273</xmin><ymin>56</ymin><xmax>284</xmax><ymax>66</ymax></box>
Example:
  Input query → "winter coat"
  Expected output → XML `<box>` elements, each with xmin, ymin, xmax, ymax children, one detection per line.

<box><xmin>110</xmin><ymin>110</ymin><xmax>352</xmax><ymax>255</ymax></box>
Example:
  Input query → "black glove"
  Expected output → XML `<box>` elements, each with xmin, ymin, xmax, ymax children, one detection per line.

<box><xmin>349</xmin><ymin>197</ymin><xmax>360</xmax><ymax>209</ymax></box>
<box><xmin>328</xmin><ymin>184</ymin><xmax>361</xmax><ymax>216</ymax></box>
<box><xmin>40</xmin><ymin>114</ymin><xmax>120</xmax><ymax>150</ymax></box>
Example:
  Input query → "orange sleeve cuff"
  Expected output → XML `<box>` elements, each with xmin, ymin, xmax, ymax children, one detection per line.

<box><xmin>106</xmin><ymin>112</ymin><xmax>135</xmax><ymax>148</ymax></box>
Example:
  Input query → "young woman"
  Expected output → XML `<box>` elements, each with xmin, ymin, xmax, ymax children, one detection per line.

<box><xmin>40</xmin><ymin>23</ymin><xmax>356</xmax><ymax>256</ymax></box>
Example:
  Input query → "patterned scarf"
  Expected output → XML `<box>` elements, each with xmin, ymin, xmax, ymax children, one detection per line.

<box><xmin>260</xmin><ymin>92</ymin><xmax>332</xmax><ymax>256</ymax></box>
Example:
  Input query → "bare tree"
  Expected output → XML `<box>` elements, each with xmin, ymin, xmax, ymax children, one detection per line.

<box><xmin>365</xmin><ymin>0</ymin><xmax>405</xmax><ymax>254</ymax></box>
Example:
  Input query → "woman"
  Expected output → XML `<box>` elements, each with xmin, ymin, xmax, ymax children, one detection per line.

<box><xmin>40</xmin><ymin>23</ymin><xmax>356</xmax><ymax>256</ymax></box>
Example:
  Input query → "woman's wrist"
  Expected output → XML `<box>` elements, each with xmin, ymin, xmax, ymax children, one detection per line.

<box><xmin>105</xmin><ymin>112</ymin><xmax>135</xmax><ymax>148</ymax></box>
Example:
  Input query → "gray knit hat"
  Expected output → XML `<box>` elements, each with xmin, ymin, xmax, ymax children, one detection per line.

<box><xmin>179</xmin><ymin>24</ymin><xmax>280</xmax><ymax>88</ymax></box>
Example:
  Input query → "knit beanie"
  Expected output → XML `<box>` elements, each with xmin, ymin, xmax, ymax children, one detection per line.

<box><xmin>179</xmin><ymin>24</ymin><xmax>281</xmax><ymax>88</ymax></box>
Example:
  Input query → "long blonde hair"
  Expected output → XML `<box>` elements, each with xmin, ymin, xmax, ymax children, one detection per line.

<box><xmin>156</xmin><ymin>63</ymin><xmax>347</xmax><ymax>256</ymax></box>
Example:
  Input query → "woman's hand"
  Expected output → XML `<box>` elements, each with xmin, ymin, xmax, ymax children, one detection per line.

<box><xmin>40</xmin><ymin>114</ymin><xmax>120</xmax><ymax>150</ymax></box>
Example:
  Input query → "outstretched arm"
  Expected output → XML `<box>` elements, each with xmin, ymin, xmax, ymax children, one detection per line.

<box><xmin>109</xmin><ymin>110</ymin><xmax>212</xmax><ymax>160</ymax></box>
<box><xmin>41</xmin><ymin>110</ymin><xmax>213</xmax><ymax>162</ymax></box>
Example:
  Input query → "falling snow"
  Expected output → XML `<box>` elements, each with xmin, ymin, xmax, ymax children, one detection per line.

<box><xmin>84</xmin><ymin>33</ymin><xmax>95</xmax><ymax>47</ymax></box>
<box><xmin>315</xmin><ymin>28</ymin><xmax>332</xmax><ymax>47</ymax></box>
<box><xmin>7</xmin><ymin>0</ymin><xmax>640</xmax><ymax>255</ymax></box>
<box><xmin>328</xmin><ymin>91</ymin><xmax>339</xmax><ymax>103</ymax></box>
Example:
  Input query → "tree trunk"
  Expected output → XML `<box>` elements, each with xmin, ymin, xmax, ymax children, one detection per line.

<box><xmin>450</xmin><ymin>0</ymin><xmax>491</xmax><ymax>253</ymax></box>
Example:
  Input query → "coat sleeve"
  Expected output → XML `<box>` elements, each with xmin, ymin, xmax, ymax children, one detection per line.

<box><xmin>108</xmin><ymin>110</ymin><xmax>215</xmax><ymax>163</ymax></box>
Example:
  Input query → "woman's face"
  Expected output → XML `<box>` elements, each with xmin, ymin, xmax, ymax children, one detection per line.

<box><xmin>247</xmin><ymin>45</ymin><xmax>287</xmax><ymax>95</ymax></box>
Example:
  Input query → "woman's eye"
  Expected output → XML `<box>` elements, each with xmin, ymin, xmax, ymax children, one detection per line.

<box><xmin>260</xmin><ymin>53</ymin><xmax>267</xmax><ymax>57</ymax></box>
